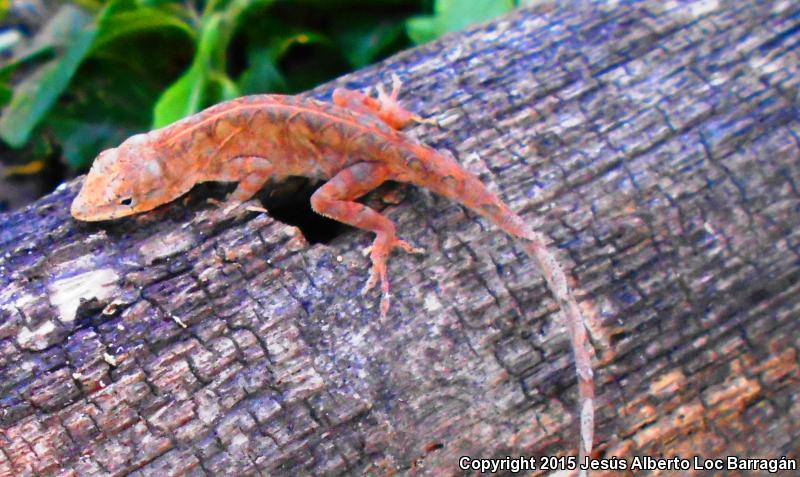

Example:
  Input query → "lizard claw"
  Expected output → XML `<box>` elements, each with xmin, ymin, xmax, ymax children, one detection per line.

<box><xmin>245</xmin><ymin>204</ymin><xmax>269</xmax><ymax>214</ymax></box>
<box><xmin>388</xmin><ymin>73</ymin><xmax>403</xmax><ymax>100</ymax></box>
<box><xmin>362</xmin><ymin>266</ymin><xmax>381</xmax><ymax>294</ymax></box>
<box><xmin>209</xmin><ymin>198</ymin><xmax>267</xmax><ymax>217</ymax></box>
<box><xmin>222</xmin><ymin>201</ymin><xmax>242</xmax><ymax>215</ymax></box>
<box><xmin>375</xmin><ymin>83</ymin><xmax>394</xmax><ymax>103</ymax></box>
<box><xmin>411</xmin><ymin>115</ymin><xmax>440</xmax><ymax>127</ymax></box>
<box><xmin>206</xmin><ymin>197</ymin><xmax>242</xmax><ymax>216</ymax></box>
<box><xmin>361</xmin><ymin>267</ymin><xmax>391</xmax><ymax>319</ymax></box>
<box><xmin>395</xmin><ymin>239</ymin><xmax>425</xmax><ymax>255</ymax></box>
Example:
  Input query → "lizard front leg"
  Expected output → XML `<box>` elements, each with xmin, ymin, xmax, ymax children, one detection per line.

<box><xmin>208</xmin><ymin>156</ymin><xmax>274</xmax><ymax>214</ymax></box>
<box><xmin>310</xmin><ymin>161</ymin><xmax>422</xmax><ymax>317</ymax></box>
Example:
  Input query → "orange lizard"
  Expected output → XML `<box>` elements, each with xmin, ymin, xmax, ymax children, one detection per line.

<box><xmin>71</xmin><ymin>77</ymin><xmax>595</xmax><ymax>472</ymax></box>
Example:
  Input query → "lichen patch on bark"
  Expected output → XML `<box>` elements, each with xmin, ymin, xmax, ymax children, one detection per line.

<box><xmin>47</xmin><ymin>268</ymin><xmax>119</xmax><ymax>322</ymax></box>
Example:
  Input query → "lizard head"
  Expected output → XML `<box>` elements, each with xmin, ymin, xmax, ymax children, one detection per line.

<box><xmin>71</xmin><ymin>133</ymin><xmax>176</xmax><ymax>221</ymax></box>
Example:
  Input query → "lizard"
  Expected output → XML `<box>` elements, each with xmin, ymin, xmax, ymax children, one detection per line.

<box><xmin>71</xmin><ymin>76</ymin><xmax>596</xmax><ymax>472</ymax></box>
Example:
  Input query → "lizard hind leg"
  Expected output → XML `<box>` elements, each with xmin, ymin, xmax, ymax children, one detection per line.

<box><xmin>310</xmin><ymin>161</ymin><xmax>423</xmax><ymax>317</ymax></box>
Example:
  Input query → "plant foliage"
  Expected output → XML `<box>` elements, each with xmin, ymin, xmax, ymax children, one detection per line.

<box><xmin>0</xmin><ymin>0</ymin><xmax>518</xmax><ymax>172</ymax></box>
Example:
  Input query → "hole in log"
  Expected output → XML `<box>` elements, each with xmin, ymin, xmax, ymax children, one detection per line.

<box><xmin>258</xmin><ymin>177</ymin><xmax>344</xmax><ymax>244</ymax></box>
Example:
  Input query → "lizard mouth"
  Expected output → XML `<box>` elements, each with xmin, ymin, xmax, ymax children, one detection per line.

<box><xmin>70</xmin><ymin>192</ymin><xmax>127</xmax><ymax>222</ymax></box>
<box><xmin>70</xmin><ymin>193</ymin><xmax>103</xmax><ymax>221</ymax></box>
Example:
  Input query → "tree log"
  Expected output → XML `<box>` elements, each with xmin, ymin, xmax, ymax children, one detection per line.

<box><xmin>2</xmin><ymin>1</ymin><xmax>800</xmax><ymax>475</ymax></box>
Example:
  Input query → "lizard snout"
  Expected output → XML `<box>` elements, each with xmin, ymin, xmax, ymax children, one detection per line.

<box><xmin>70</xmin><ymin>189</ymin><xmax>91</xmax><ymax>221</ymax></box>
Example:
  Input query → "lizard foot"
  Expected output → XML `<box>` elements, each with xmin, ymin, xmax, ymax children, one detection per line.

<box><xmin>375</xmin><ymin>74</ymin><xmax>438</xmax><ymax>127</ymax></box>
<box><xmin>332</xmin><ymin>74</ymin><xmax>437</xmax><ymax>129</ymax></box>
<box><xmin>362</xmin><ymin>234</ymin><xmax>425</xmax><ymax>318</ymax></box>
<box><xmin>206</xmin><ymin>197</ymin><xmax>242</xmax><ymax>215</ymax></box>
<box><xmin>206</xmin><ymin>198</ymin><xmax>266</xmax><ymax>219</ymax></box>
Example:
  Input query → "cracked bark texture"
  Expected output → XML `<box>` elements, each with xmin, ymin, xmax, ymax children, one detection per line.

<box><xmin>2</xmin><ymin>1</ymin><xmax>800</xmax><ymax>476</ymax></box>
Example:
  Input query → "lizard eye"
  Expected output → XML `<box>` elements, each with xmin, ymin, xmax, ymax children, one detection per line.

<box><xmin>119</xmin><ymin>197</ymin><xmax>133</xmax><ymax>207</ymax></box>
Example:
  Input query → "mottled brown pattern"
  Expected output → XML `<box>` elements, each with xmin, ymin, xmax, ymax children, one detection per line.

<box><xmin>4</xmin><ymin>2</ymin><xmax>800</xmax><ymax>476</ymax></box>
<box><xmin>70</xmin><ymin>80</ymin><xmax>596</xmax><ymax>470</ymax></box>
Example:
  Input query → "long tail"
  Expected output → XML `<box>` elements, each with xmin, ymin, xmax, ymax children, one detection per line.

<box><xmin>411</xmin><ymin>149</ymin><xmax>595</xmax><ymax>470</ymax></box>
<box><xmin>495</xmin><ymin>206</ymin><xmax>595</xmax><ymax>475</ymax></box>
<box><xmin>521</xmin><ymin>235</ymin><xmax>594</xmax><ymax>476</ymax></box>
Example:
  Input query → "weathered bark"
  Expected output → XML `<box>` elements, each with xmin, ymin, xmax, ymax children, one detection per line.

<box><xmin>2</xmin><ymin>1</ymin><xmax>800</xmax><ymax>476</ymax></box>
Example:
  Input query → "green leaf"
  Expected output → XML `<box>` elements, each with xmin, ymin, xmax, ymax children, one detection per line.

<box><xmin>256</xmin><ymin>27</ymin><xmax>347</xmax><ymax>94</ymax></box>
<box><xmin>137</xmin><ymin>0</ymin><xmax>187</xmax><ymax>7</ymax></box>
<box><xmin>0</xmin><ymin>82</ymin><xmax>11</xmax><ymax>106</ymax></box>
<box><xmin>0</xmin><ymin>0</ymin><xmax>9</xmax><ymax>23</ymax></box>
<box><xmin>43</xmin><ymin>48</ymin><xmax>166</xmax><ymax>168</ymax></box>
<box><xmin>237</xmin><ymin>46</ymin><xmax>287</xmax><ymax>94</ymax></box>
<box><xmin>1</xmin><ymin>0</ymin><xmax>119</xmax><ymax>74</ymax></box>
<box><xmin>151</xmin><ymin>0</ymin><xmax>274</xmax><ymax>127</ymax></box>
<box><xmin>0</xmin><ymin>5</ymin><xmax>101</xmax><ymax>147</ymax></box>
<box><xmin>331</xmin><ymin>15</ymin><xmax>405</xmax><ymax>68</ymax></box>
<box><xmin>212</xmin><ymin>72</ymin><xmax>240</xmax><ymax>101</ymax></box>
<box><xmin>151</xmin><ymin>13</ymin><xmax>224</xmax><ymax>128</ymax></box>
<box><xmin>273</xmin><ymin>31</ymin><xmax>331</xmax><ymax>59</ymax></box>
<box><xmin>151</xmin><ymin>63</ymin><xmax>207</xmax><ymax>128</ymax></box>
<box><xmin>407</xmin><ymin>0</ymin><xmax>515</xmax><ymax>45</ymax></box>
<box><xmin>93</xmin><ymin>6</ymin><xmax>194</xmax><ymax>51</ymax></box>
<box><xmin>405</xmin><ymin>16</ymin><xmax>440</xmax><ymax>45</ymax></box>
<box><xmin>46</xmin><ymin>115</ymin><xmax>136</xmax><ymax>168</ymax></box>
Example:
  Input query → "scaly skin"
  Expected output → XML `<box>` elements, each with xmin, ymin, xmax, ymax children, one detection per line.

<box><xmin>71</xmin><ymin>77</ymin><xmax>595</xmax><ymax>471</ymax></box>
